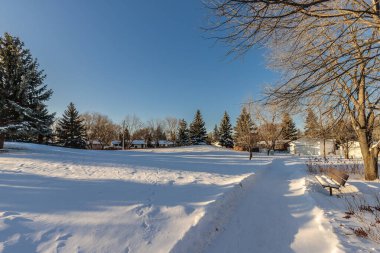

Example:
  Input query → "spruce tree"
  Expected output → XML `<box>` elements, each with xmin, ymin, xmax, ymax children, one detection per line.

<box><xmin>212</xmin><ymin>124</ymin><xmax>220</xmax><ymax>143</ymax></box>
<box><xmin>177</xmin><ymin>119</ymin><xmax>189</xmax><ymax>146</ymax></box>
<box><xmin>234</xmin><ymin>107</ymin><xmax>257</xmax><ymax>159</ymax></box>
<box><xmin>57</xmin><ymin>103</ymin><xmax>86</xmax><ymax>149</ymax></box>
<box><xmin>281</xmin><ymin>113</ymin><xmax>298</xmax><ymax>141</ymax></box>
<box><xmin>219</xmin><ymin>111</ymin><xmax>234</xmax><ymax>148</ymax></box>
<box><xmin>0</xmin><ymin>33</ymin><xmax>54</xmax><ymax>149</ymax></box>
<box><xmin>189</xmin><ymin>110</ymin><xmax>207</xmax><ymax>145</ymax></box>
<box><xmin>304</xmin><ymin>108</ymin><xmax>319</xmax><ymax>138</ymax></box>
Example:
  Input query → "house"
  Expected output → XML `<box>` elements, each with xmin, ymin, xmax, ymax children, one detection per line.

<box><xmin>86</xmin><ymin>140</ymin><xmax>103</xmax><ymax>150</ymax></box>
<box><xmin>257</xmin><ymin>140</ymin><xmax>291</xmax><ymax>153</ymax></box>
<box><xmin>339</xmin><ymin>141</ymin><xmax>362</xmax><ymax>159</ymax></box>
<box><xmin>111</xmin><ymin>140</ymin><xmax>121</xmax><ymax>146</ymax></box>
<box><xmin>289</xmin><ymin>138</ymin><xmax>336</xmax><ymax>156</ymax></box>
<box><xmin>158</xmin><ymin>140</ymin><xmax>174</xmax><ymax>147</ymax></box>
<box><xmin>131</xmin><ymin>140</ymin><xmax>147</xmax><ymax>149</ymax></box>
<box><xmin>110</xmin><ymin>140</ymin><xmax>122</xmax><ymax>149</ymax></box>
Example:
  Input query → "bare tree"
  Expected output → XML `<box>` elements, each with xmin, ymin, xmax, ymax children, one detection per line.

<box><xmin>165</xmin><ymin>117</ymin><xmax>178</xmax><ymax>144</ymax></box>
<box><xmin>314</xmin><ymin>105</ymin><xmax>335</xmax><ymax>159</ymax></box>
<box><xmin>147</xmin><ymin>119</ymin><xmax>166</xmax><ymax>147</ymax></box>
<box><xmin>122</xmin><ymin>115</ymin><xmax>143</xmax><ymax>149</ymax></box>
<box><xmin>81</xmin><ymin>112</ymin><xmax>119</xmax><ymax>148</ymax></box>
<box><xmin>207</xmin><ymin>0</ymin><xmax>380</xmax><ymax>180</ymax></box>
<box><xmin>253</xmin><ymin>103</ymin><xmax>283</xmax><ymax>155</ymax></box>
<box><xmin>333</xmin><ymin>117</ymin><xmax>358</xmax><ymax>159</ymax></box>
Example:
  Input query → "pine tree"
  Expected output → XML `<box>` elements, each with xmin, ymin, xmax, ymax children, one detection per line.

<box><xmin>219</xmin><ymin>111</ymin><xmax>234</xmax><ymax>148</ymax></box>
<box><xmin>0</xmin><ymin>33</ymin><xmax>54</xmax><ymax>149</ymax></box>
<box><xmin>57</xmin><ymin>103</ymin><xmax>86</xmax><ymax>149</ymax></box>
<box><xmin>234</xmin><ymin>107</ymin><xmax>257</xmax><ymax>159</ymax></box>
<box><xmin>212</xmin><ymin>124</ymin><xmax>220</xmax><ymax>143</ymax></box>
<box><xmin>177</xmin><ymin>119</ymin><xmax>189</xmax><ymax>146</ymax></box>
<box><xmin>281</xmin><ymin>113</ymin><xmax>298</xmax><ymax>141</ymax></box>
<box><xmin>304</xmin><ymin>108</ymin><xmax>319</xmax><ymax>138</ymax></box>
<box><xmin>189</xmin><ymin>110</ymin><xmax>207</xmax><ymax>145</ymax></box>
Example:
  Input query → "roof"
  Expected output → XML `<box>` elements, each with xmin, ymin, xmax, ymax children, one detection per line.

<box><xmin>111</xmin><ymin>140</ymin><xmax>121</xmax><ymax>145</ymax></box>
<box><xmin>289</xmin><ymin>138</ymin><xmax>335</xmax><ymax>145</ymax></box>
<box><xmin>158</xmin><ymin>140</ymin><xmax>174</xmax><ymax>145</ymax></box>
<box><xmin>132</xmin><ymin>140</ymin><xmax>146</xmax><ymax>145</ymax></box>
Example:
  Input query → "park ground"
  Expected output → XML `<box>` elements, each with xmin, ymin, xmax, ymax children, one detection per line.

<box><xmin>0</xmin><ymin>143</ymin><xmax>379</xmax><ymax>252</ymax></box>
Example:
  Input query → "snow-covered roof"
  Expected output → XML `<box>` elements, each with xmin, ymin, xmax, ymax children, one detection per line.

<box><xmin>111</xmin><ymin>140</ymin><xmax>121</xmax><ymax>145</ymax></box>
<box><xmin>132</xmin><ymin>140</ymin><xmax>146</xmax><ymax>145</ymax></box>
<box><xmin>158</xmin><ymin>140</ymin><xmax>173</xmax><ymax>145</ymax></box>
<box><xmin>289</xmin><ymin>138</ymin><xmax>335</xmax><ymax>145</ymax></box>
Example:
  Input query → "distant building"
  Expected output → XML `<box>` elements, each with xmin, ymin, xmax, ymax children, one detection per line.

<box><xmin>257</xmin><ymin>140</ymin><xmax>291</xmax><ymax>153</ymax></box>
<box><xmin>131</xmin><ymin>140</ymin><xmax>147</xmax><ymax>149</ymax></box>
<box><xmin>131</xmin><ymin>140</ymin><xmax>174</xmax><ymax>149</ymax></box>
<box><xmin>111</xmin><ymin>140</ymin><xmax>122</xmax><ymax>149</ymax></box>
<box><xmin>289</xmin><ymin>138</ymin><xmax>336</xmax><ymax>156</ymax></box>
<box><xmin>86</xmin><ymin>140</ymin><xmax>103</xmax><ymax>150</ymax></box>
<box><xmin>158</xmin><ymin>140</ymin><xmax>174</xmax><ymax>147</ymax></box>
<box><xmin>339</xmin><ymin>141</ymin><xmax>362</xmax><ymax>159</ymax></box>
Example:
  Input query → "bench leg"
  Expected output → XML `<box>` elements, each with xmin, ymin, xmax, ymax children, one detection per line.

<box><xmin>329</xmin><ymin>187</ymin><xmax>332</xmax><ymax>196</ymax></box>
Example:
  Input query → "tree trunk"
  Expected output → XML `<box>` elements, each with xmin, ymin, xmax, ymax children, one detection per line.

<box><xmin>322</xmin><ymin>138</ymin><xmax>326</xmax><ymax>159</ymax></box>
<box><xmin>358</xmin><ymin>132</ymin><xmax>378</xmax><ymax>180</ymax></box>
<box><xmin>343</xmin><ymin>141</ymin><xmax>349</xmax><ymax>159</ymax></box>
<box><xmin>344</xmin><ymin>147</ymin><xmax>349</xmax><ymax>159</ymax></box>
<box><xmin>249</xmin><ymin>147</ymin><xmax>252</xmax><ymax>160</ymax></box>
<box><xmin>0</xmin><ymin>134</ymin><xmax>4</xmax><ymax>149</ymax></box>
<box><xmin>38</xmin><ymin>134</ymin><xmax>44</xmax><ymax>144</ymax></box>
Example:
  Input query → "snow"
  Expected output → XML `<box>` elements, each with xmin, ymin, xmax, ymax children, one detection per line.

<box><xmin>0</xmin><ymin>142</ymin><xmax>378</xmax><ymax>252</ymax></box>
<box><xmin>0</xmin><ymin>142</ymin><xmax>254</xmax><ymax>253</ymax></box>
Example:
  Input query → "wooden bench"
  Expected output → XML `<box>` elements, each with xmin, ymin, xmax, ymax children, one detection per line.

<box><xmin>315</xmin><ymin>169</ymin><xmax>349</xmax><ymax>196</ymax></box>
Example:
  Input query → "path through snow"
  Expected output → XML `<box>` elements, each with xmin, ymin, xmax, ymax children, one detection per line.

<box><xmin>202</xmin><ymin>157</ymin><xmax>344</xmax><ymax>253</ymax></box>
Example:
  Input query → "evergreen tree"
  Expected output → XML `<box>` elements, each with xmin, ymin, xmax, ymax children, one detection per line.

<box><xmin>152</xmin><ymin>124</ymin><xmax>166</xmax><ymax>147</ymax></box>
<box><xmin>57</xmin><ymin>103</ymin><xmax>86</xmax><ymax>149</ymax></box>
<box><xmin>234</xmin><ymin>107</ymin><xmax>257</xmax><ymax>159</ymax></box>
<box><xmin>281</xmin><ymin>113</ymin><xmax>298</xmax><ymax>141</ymax></box>
<box><xmin>177</xmin><ymin>119</ymin><xmax>189</xmax><ymax>146</ymax></box>
<box><xmin>218</xmin><ymin>111</ymin><xmax>234</xmax><ymax>148</ymax></box>
<box><xmin>189</xmin><ymin>110</ymin><xmax>207</xmax><ymax>145</ymax></box>
<box><xmin>0</xmin><ymin>33</ymin><xmax>54</xmax><ymax>149</ymax></box>
<box><xmin>304</xmin><ymin>108</ymin><xmax>319</xmax><ymax>137</ymax></box>
<box><xmin>212</xmin><ymin>124</ymin><xmax>220</xmax><ymax>143</ymax></box>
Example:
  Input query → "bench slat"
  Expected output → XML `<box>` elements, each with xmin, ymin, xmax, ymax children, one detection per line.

<box><xmin>320</xmin><ymin>175</ymin><xmax>340</xmax><ymax>188</ymax></box>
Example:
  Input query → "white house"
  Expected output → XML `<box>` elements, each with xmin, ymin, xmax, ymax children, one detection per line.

<box><xmin>131</xmin><ymin>140</ymin><xmax>147</xmax><ymax>149</ymax></box>
<box><xmin>158</xmin><ymin>140</ymin><xmax>174</xmax><ymax>147</ymax></box>
<box><xmin>339</xmin><ymin>141</ymin><xmax>362</xmax><ymax>159</ymax></box>
<box><xmin>86</xmin><ymin>140</ymin><xmax>103</xmax><ymax>150</ymax></box>
<box><xmin>111</xmin><ymin>140</ymin><xmax>121</xmax><ymax>147</ymax></box>
<box><xmin>289</xmin><ymin>138</ymin><xmax>336</xmax><ymax>156</ymax></box>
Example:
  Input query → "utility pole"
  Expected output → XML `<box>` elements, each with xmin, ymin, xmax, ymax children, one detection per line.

<box><xmin>122</xmin><ymin>120</ymin><xmax>125</xmax><ymax>150</ymax></box>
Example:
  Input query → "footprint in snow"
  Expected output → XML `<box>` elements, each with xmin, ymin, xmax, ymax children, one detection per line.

<box><xmin>1</xmin><ymin>211</ymin><xmax>20</xmax><ymax>217</ymax></box>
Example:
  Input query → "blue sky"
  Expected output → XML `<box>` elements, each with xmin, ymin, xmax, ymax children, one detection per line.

<box><xmin>0</xmin><ymin>0</ymin><xmax>280</xmax><ymax>130</ymax></box>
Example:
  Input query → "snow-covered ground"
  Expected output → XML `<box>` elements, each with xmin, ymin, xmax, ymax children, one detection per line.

<box><xmin>0</xmin><ymin>142</ymin><xmax>379</xmax><ymax>252</ymax></box>
<box><xmin>0</xmin><ymin>143</ymin><xmax>258</xmax><ymax>253</ymax></box>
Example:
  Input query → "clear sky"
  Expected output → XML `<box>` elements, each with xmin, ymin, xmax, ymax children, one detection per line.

<box><xmin>0</xmin><ymin>0</ymin><xmax>280</xmax><ymax>130</ymax></box>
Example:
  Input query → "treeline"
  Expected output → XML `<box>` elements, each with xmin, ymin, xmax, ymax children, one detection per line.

<box><xmin>52</xmin><ymin>106</ymin><xmax>208</xmax><ymax>149</ymax></box>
